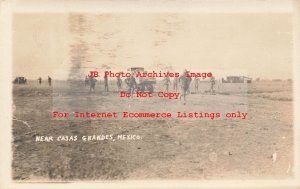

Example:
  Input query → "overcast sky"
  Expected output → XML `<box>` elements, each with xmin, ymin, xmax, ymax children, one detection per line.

<box><xmin>13</xmin><ymin>13</ymin><xmax>293</xmax><ymax>79</ymax></box>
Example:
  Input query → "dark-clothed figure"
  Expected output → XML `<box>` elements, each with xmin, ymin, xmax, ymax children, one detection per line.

<box><xmin>210</xmin><ymin>76</ymin><xmax>216</xmax><ymax>94</ymax></box>
<box><xmin>163</xmin><ymin>76</ymin><xmax>171</xmax><ymax>92</ymax></box>
<box><xmin>179</xmin><ymin>70</ymin><xmax>192</xmax><ymax>105</ymax></box>
<box><xmin>38</xmin><ymin>77</ymin><xmax>42</xmax><ymax>85</ymax></box>
<box><xmin>173</xmin><ymin>77</ymin><xmax>179</xmax><ymax>92</ymax></box>
<box><xmin>125</xmin><ymin>76</ymin><xmax>136</xmax><ymax>96</ymax></box>
<box><xmin>85</xmin><ymin>76</ymin><xmax>89</xmax><ymax>87</ymax></box>
<box><xmin>117</xmin><ymin>76</ymin><xmax>122</xmax><ymax>91</ymax></box>
<box><xmin>90</xmin><ymin>77</ymin><xmax>97</xmax><ymax>92</ymax></box>
<box><xmin>104</xmin><ymin>75</ymin><xmax>109</xmax><ymax>92</ymax></box>
<box><xmin>48</xmin><ymin>76</ymin><xmax>52</xmax><ymax>86</ymax></box>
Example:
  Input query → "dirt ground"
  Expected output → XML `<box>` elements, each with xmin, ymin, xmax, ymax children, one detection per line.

<box><xmin>12</xmin><ymin>80</ymin><xmax>293</xmax><ymax>181</ymax></box>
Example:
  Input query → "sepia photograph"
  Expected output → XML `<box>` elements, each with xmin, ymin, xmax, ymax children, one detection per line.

<box><xmin>1</xmin><ymin>0</ymin><xmax>300</xmax><ymax>189</ymax></box>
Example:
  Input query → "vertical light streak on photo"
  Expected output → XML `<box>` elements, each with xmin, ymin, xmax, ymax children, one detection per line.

<box><xmin>68</xmin><ymin>14</ymin><xmax>92</xmax><ymax>80</ymax></box>
<box><xmin>152</xmin><ymin>13</ymin><xmax>185</xmax><ymax>72</ymax></box>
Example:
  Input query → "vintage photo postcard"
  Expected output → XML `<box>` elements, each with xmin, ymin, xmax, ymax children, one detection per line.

<box><xmin>1</xmin><ymin>0</ymin><xmax>300</xmax><ymax>188</ymax></box>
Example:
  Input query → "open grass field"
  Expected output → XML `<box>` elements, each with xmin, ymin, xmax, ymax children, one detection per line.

<box><xmin>12</xmin><ymin>80</ymin><xmax>293</xmax><ymax>180</ymax></box>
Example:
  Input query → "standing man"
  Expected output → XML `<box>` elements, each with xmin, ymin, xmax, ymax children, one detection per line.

<box><xmin>179</xmin><ymin>70</ymin><xmax>192</xmax><ymax>105</ymax></box>
<box><xmin>85</xmin><ymin>76</ymin><xmax>89</xmax><ymax>87</ymax></box>
<box><xmin>210</xmin><ymin>76</ymin><xmax>216</xmax><ymax>94</ymax></box>
<box><xmin>104</xmin><ymin>75</ymin><xmax>109</xmax><ymax>92</ymax></box>
<box><xmin>194</xmin><ymin>77</ymin><xmax>199</xmax><ymax>92</ymax></box>
<box><xmin>48</xmin><ymin>76</ymin><xmax>52</xmax><ymax>86</ymax></box>
<box><xmin>125</xmin><ymin>76</ymin><xmax>136</xmax><ymax>96</ymax></box>
<box><xmin>38</xmin><ymin>77</ymin><xmax>42</xmax><ymax>85</ymax></box>
<box><xmin>163</xmin><ymin>76</ymin><xmax>171</xmax><ymax>92</ymax></box>
<box><xmin>173</xmin><ymin>77</ymin><xmax>179</xmax><ymax>92</ymax></box>
<box><xmin>89</xmin><ymin>76</ymin><xmax>97</xmax><ymax>92</ymax></box>
<box><xmin>117</xmin><ymin>75</ymin><xmax>122</xmax><ymax>91</ymax></box>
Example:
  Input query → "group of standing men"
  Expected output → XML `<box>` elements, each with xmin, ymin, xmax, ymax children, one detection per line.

<box><xmin>163</xmin><ymin>70</ymin><xmax>216</xmax><ymax>104</ymax></box>
<box><xmin>84</xmin><ymin>69</ymin><xmax>216</xmax><ymax>105</ymax></box>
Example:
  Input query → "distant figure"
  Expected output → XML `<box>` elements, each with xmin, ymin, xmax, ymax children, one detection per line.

<box><xmin>89</xmin><ymin>76</ymin><xmax>97</xmax><ymax>92</ymax></box>
<box><xmin>210</xmin><ymin>76</ymin><xmax>216</xmax><ymax>94</ymax></box>
<box><xmin>117</xmin><ymin>76</ymin><xmax>122</xmax><ymax>91</ymax></box>
<box><xmin>38</xmin><ymin>77</ymin><xmax>42</xmax><ymax>85</ymax></box>
<box><xmin>125</xmin><ymin>76</ymin><xmax>136</xmax><ymax>96</ymax></box>
<box><xmin>187</xmin><ymin>76</ymin><xmax>192</xmax><ymax>94</ymax></box>
<box><xmin>173</xmin><ymin>77</ymin><xmax>179</xmax><ymax>92</ymax></box>
<box><xmin>179</xmin><ymin>70</ymin><xmax>192</xmax><ymax>105</ymax></box>
<box><xmin>85</xmin><ymin>76</ymin><xmax>89</xmax><ymax>87</ymax></box>
<box><xmin>48</xmin><ymin>76</ymin><xmax>52</xmax><ymax>86</ymax></box>
<box><xmin>194</xmin><ymin>77</ymin><xmax>199</xmax><ymax>92</ymax></box>
<box><xmin>104</xmin><ymin>75</ymin><xmax>109</xmax><ymax>92</ymax></box>
<box><xmin>163</xmin><ymin>76</ymin><xmax>171</xmax><ymax>92</ymax></box>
